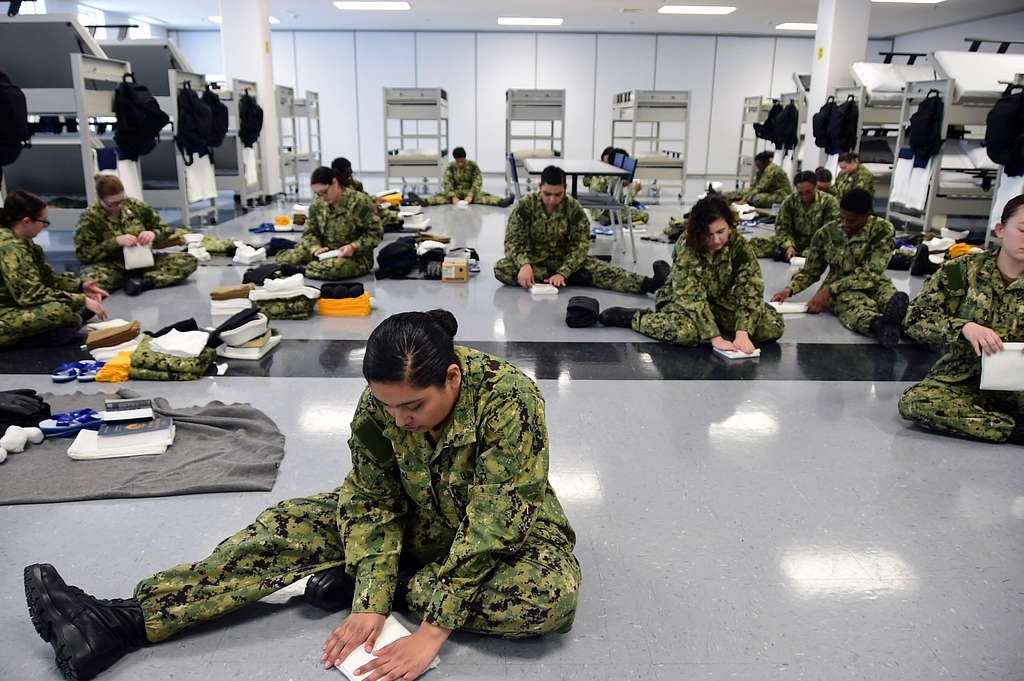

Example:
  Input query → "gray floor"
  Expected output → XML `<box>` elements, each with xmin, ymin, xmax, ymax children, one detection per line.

<box><xmin>2</xmin><ymin>178</ymin><xmax>1021</xmax><ymax>680</ymax></box>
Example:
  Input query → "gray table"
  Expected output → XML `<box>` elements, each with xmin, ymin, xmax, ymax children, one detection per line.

<box><xmin>522</xmin><ymin>158</ymin><xmax>628</xmax><ymax>197</ymax></box>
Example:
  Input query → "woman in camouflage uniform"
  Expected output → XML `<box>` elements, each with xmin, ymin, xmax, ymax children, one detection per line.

<box><xmin>25</xmin><ymin>310</ymin><xmax>581</xmax><ymax>681</ymax></box>
<box><xmin>0</xmin><ymin>191</ymin><xmax>108</xmax><ymax>348</ymax></box>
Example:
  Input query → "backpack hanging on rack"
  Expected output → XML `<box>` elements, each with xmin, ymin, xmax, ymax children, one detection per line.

<box><xmin>0</xmin><ymin>70</ymin><xmax>31</xmax><ymax>167</ymax></box>
<box><xmin>776</xmin><ymin>101</ymin><xmax>800</xmax><ymax>152</ymax></box>
<box><xmin>113</xmin><ymin>73</ymin><xmax>170</xmax><ymax>161</ymax></box>
<box><xmin>812</xmin><ymin>96</ymin><xmax>836</xmax><ymax>150</ymax></box>
<box><xmin>908</xmin><ymin>89</ymin><xmax>945</xmax><ymax>162</ymax></box>
<box><xmin>175</xmin><ymin>81</ymin><xmax>213</xmax><ymax>165</ymax></box>
<box><xmin>828</xmin><ymin>95</ymin><xmax>859</xmax><ymax>155</ymax></box>
<box><xmin>753</xmin><ymin>101</ymin><xmax>783</xmax><ymax>143</ymax></box>
<box><xmin>201</xmin><ymin>85</ymin><xmax>229</xmax><ymax>150</ymax></box>
<box><xmin>238</xmin><ymin>90</ymin><xmax>264</xmax><ymax>148</ymax></box>
<box><xmin>985</xmin><ymin>84</ymin><xmax>1024</xmax><ymax>177</ymax></box>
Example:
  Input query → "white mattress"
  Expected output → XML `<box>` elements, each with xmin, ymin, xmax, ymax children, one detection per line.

<box><xmin>637</xmin><ymin>152</ymin><xmax>683</xmax><ymax>166</ymax></box>
<box><xmin>512</xmin><ymin>148</ymin><xmax>558</xmax><ymax>159</ymax></box>
<box><xmin>932</xmin><ymin>51</ymin><xmax>1024</xmax><ymax>101</ymax></box>
<box><xmin>850</xmin><ymin>62</ymin><xmax>936</xmax><ymax>96</ymax></box>
<box><xmin>388</xmin><ymin>149</ymin><xmax>441</xmax><ymax>161</ymax></box>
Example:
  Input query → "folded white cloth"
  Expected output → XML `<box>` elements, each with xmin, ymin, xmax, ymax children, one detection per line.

<box><xmin>187</xmin><ymin>244</ymin><xmax>211</xmax><ymax>262</ymax></box>
<box><xmin>116</xmin><ymin>159</ymin><xmax>144</xmax><ymax>201</ymax></box>
<box><xmin>417</xmin><ymin>240</ymin><xmax>447</xmax><ymax>256</ymax></box>
<box><xmin>770</xmin><ymin>301</ymin><xmax>809</xmax><ymax>314</ymax></box>
<box><xmin>905</xmin><ymin>158</ymin><xmax>934</xmax><ymax>212</ymax></box>
<box><xmin>249</xmin><ymin>273</ymin><xmax>321</xmax><ymax>301</ymax></box>
<box><xmin>980</xmin><ymin>343</ymin><xmax>1024</xmax><ymax>391</ymax></box>
<box><xmin>233</xmin><ymin>242</ymin><xmax>267</xmax><ymax>265</ymax></box>
<box><xmin>211</xmin><ymin>299</ymin><xmax>253</xmax><ymax>313</ymax></box>
<box><xmin>714</xmin><ymin>347</ymin><xmax>761</xmax><ymax>360</ymax></box>
<box><xmin>925</xmin><ymin>237</ymin><xmax>956</xmax><ymax>253</ymax></box>
<box><xmin>123</xmin><ymin>245</ymin><xmax>155</xmax><ymax>270</ymax></box>
<box><xmin>317</xmin><ymin>249</ymin><xmax>341</xmax><ymax>261</ymax></box>
<box><xmin>150</xmin><ymin>329</ymin><xmax>211</xmax><ymax>358</ymax></box>
<box><xmin>85</xmin><ymin>318</ymin><xmax>130</xmax><ymax>332</ymax></box>
<box><xmin>90</xmin><ymin>338</ymin><xmax>141</xmax><ymax>362</ymax></box>
<box><xmin>243</xmin><ymin>147</ymin><xmax>259</xmax><ymax>186</ymax></box>
<box><xmin>183</xmin><ymin>233</ymin><xmax>204</xmax><ymax>244</ymax></box>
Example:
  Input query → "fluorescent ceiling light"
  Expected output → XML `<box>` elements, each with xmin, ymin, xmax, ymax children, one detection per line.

<box><xmin>872</xmin><ymin>0</ymin><xmax>946</xmax><ymax>4</ymax></box>
<box><xmin>268</xmin><ymin>15</ymin><xmax>280</xmax><ymax>24</ymax></box>
<box><xmin>658</xmin><ymin>5</ymin><xmax>736</xmax><ymax>14</ymax></box>
<box><xmin>333</xmin><ymin>1</ymin><xmax>412</xmax><ymax>10</ymax></box>
<box><xmin>498</xmin><ymin>17</ymin><xmax>564</xmax><ymax>26</ymax></box>
<box><xmin>776</xmin><ymin>22</ymin><xmax>817</xmax><ymax>31</ymax></box>
<box><xmin>207</xmin><ymin>15</ymin><xmax>280</xmax><ymax>24</ymax></box>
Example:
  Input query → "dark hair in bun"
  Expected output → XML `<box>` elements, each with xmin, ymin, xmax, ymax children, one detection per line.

<box><xmin>1</xmin><ymin>190</ymin><xmax>47</xmax><ymax>228</ymax></box>
<box><xmin>329</xmin><ymin>157</ymin><xmax>354</xmax><ymax>187</ymax></box>
<box><xmin>363</xmin><ymin>309</ymin><xmax>459</xmax><ymax>387</ymax></box>
<box><xmin>310</xmin><ymin>165</ymin><xmax>351</xmax><ymax>190</ymax></box>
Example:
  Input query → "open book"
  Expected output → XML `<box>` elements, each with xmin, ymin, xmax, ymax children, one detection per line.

<box><xmin>335</xmin><ymin>615</ymin><xmax>440</xmax><ymax>681</ymax></box>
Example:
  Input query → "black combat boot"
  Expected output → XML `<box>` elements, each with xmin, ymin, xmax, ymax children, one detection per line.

<box><xmin>1007</xmin><ymin>422</ymin><xmax>1024</xmax><ymax>447</ymax></box>
<box><xmin>123</xmin><ymin>277</ymin><xmax>155</xmax><ymax>297</ymax></box>
<box><xmin>880</xmin><ymin>291</ymin><xmax>910</xmax><ymax>327</ymax></box>
<box><xmin>304</xmin><ymin>567</ymin><xmax>356</xmax><ymax>612</ymax></box>
<box><xmin>403</xmin><ymin>192</ymin><xmax>427</xmax><ymax>207</ymax></box>
<box><xmin>871</xmin><ymin>318</ymin><xmax>900</xmax><ymax>349</ymax></box>
<box><xmin>772</xmin><ymin>246</ymin><xmax>788</xmax><ymax>262</ymax></box>
<box><xmin>497</xmin><ymin>195</ymin><xmax>515</xmax><ymax>208</ymax></box>
<box><xmin>566</xmin><ymin>268</ymin><xmax>593</xmax><ymax>287</ymax></box>
<box><xmin>27</xmin><ymin>325</ymin><xmax>81</xmax><ymax>348</ymax></box>
<box><xmin>599</xmin><ymin>307</ymin><xmax>642</xmax><ymax>328</ymax></box>
<box><xmin>24</xmin><ymin>564</ymin><xmax>147</xmax><ymax>681</ymax></box>
<box><xmin>641</xmin><ymin>260</ymin><xmax>671</xmax><ymax>294</ymax></box>
<box><xmin>911</xmin><ymin>243</ymin><xmax>941</xmax><ymax>277</ymax></box>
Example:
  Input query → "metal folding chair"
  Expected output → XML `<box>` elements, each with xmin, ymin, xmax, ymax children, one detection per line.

<box><xmin>507</xmin><ymin>153</ymin><xmax>523</xmax><ymax>201</ymax></box>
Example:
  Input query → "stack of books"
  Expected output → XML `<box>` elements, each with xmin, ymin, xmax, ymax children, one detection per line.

<box><xmin>67</xmin><ymin>399</ymin><xmax>175</xmax><ymax>461</ymax></box>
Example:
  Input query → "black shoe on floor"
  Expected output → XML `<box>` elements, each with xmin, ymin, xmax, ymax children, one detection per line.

<box><xmin>642</xmin><ymin>259</ymin><xmax>670</xmax><ymax>294</ymax></box>
<box><xmin>772</xmin><ymin>246</ymin><xmax>788</xmax><ymax>262</ymax></box>
<box><xmin>123</xmin><ymin>277</ymin><xmax>155</xmax><ymax>297</ymax></box>
<box><xmin>872</xmin><ymin>319</ymin><xmax>901</xmax><ymax>349</ymax></box>
<box><xmin>24</xmin><ymin>563</ymin><xmax>146</xmax><ymax>681</ymax></box>
<box><xmin>566</xmin><ymin>268</ymin><xmax>594</xmax><ymax>287</ymax></box>
<box><xmin>599</xmin><ymin>307</ymin><xmax>641</xmax><ymax>328</ymax></box>
<box><xmin>881</xmin><ymin>291</ymin><xmax>910</xmax><ymax>327</ymax></box>
<box><xmin>304</xmin><ymin>567</ymin><xmax>355</xmax><ymax>612</ymax></box>
<box><xmin>1007</xmin><ymin>423</ymin><xmax>1024</xmax><ymax>447</ymax></box>
<box><xmin>404</xmin><ymin>192</ymin><xmax>427</xmax><ymax>207</ymax></box>
<box><xmin>911</xmin><ymin>244</ymin><xmax>941</xmax><ymax>277</ymax></box>
<box><xmin>497</xmin><ymin>195</ymin><xmax>514</xmax><ymax>208</ymax></box>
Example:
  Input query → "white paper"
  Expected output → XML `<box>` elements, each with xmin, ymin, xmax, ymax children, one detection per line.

<box><xmin>335</xmin><ymin>615</ymin><xmax>439</xmax><ymax>681</ymax></box>
<box><xmin>770</xmin><ymin>301</ymin><xmax>808</xmax><ymax>314</ymax></box>
<box><xmin>116</xmin><ymin>159</ymin><xmax>144</xmax><ymax>200</ymax></box>
<box><xmin>788</xmin><ymin>256</ymin><xmax>806</xmax><ymax>269</ymax></box>
<box><xmin>85</xmin><ymin>318</ymin><xmax>130</xmax><ymax>332</ymax></box>
<box><xmin>714</xmin><ymin>347</ymin><xmax>762</xmax><ymax>360</ymax></box>
<box><xmin>184</xmin><ymin>159</ymin><xmax>204</xmax><ymax>204</ymax></box>
<box><xmin>530</xmin><ymin>284</ymin><xmax>559</xmax><ymax>295</ymax></box>
<box><xmin>980</xmin><ymin>343</ymin><xmax>1024</xmax><ymax>391</ymax></box>
<box><xmin>243</xmin><ymin>147</ymin><xmax>259</xmax><ymax>187</ymax></box>
<box><xmin>123</xmin><ymin>245</ymin><xmax>155</xmax><ymax>270</ymax></box>
<box><xmin>317</xmin><ymin>249</ymin><xmax>341</xmax><ymax>261</ymax></box>
<box><xmin>67</xmin><ymin>426</ymin><xmax>174</xmax><ymax>461</ymax></box>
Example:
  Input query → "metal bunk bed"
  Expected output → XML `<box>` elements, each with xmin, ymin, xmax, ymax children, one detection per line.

<box><xmin>734</xmin><ymin>96</ymin><xmax>774</xmax><ymax>191</ymax></box>
<box><xmin>383</xmin><ymin>87</ymin><xmax>449</xmax><ymax>193</ymax></box>
<box><xmin>276</xmin><ymin>85</ymin><xmax>299</xmax><ymax>196</ymax></box>
<box><xmin>0</xmin><ymin>14</ymin><xmax>133</xmax><ymax>231</ymax></box>
<box><xmin>986</xmin><ymin>71</ymin><xmax>1024</xmax><ymax>250</ymax></box>
<box><xmin>213</xmin><ymin>78</ymin><xmax>263</xmax><ymax>209</ymax></box>
<box><xmin>610</xmin><ymin>90</ymin><xmax>689</xmax><ymax>202</ymax></box>
<box><xmin>886</xmin><ymin>44</ymin><xmax>1024</xmax><ymax>235</ymax></box>
<box><xmin>294</xmin><ymin>90</ymin><xmax>322</xmax><ymax>175</ymax></box>
<box><xmin>505</xmin><ymin>89</ymin><xmax>564</xmax><ymax>193</ymax></box>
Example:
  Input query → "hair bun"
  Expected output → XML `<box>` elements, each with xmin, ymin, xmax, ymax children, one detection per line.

<box><xmin>424</xmin><ymin>309</ymin><xmax>458</xmax><ymax>338</ymax></box>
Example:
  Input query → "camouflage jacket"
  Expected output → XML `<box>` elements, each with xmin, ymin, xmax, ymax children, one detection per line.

<box><xmin>0</xmin><ymin>227</ymin><xmax>85</xmax><ymax>309</ymax></box>
<box><xmin>658</xmin><ymin>230</ymin><xmax>766</xmax><ymax>337</ymax></box>
<box><xmin>830</xmin><ymin>164</ymin><xmax>875</xmax><ymax>200</ymax></box>
<box><xmin>744</xmin><ymin>163</ymin><xmax>791</xmax><ymax>204</ymax></box>
<box><xmin>75</xmin><ymin>199</ymin><xmax>170</xmax><ymax>265</ymax></box>
<box><xmin>504</xmin><ymin>192</ymin><xmax>590</xmax><ymax>277</ymax></box>
<box><xmin>298</xmin><ymin>190</ymin><xmax>382</xmax><ymax>263</ymax></box>
<box><xmin>788</xmin><ymin>215</ymin><xmax>895</xmax><ymax>296</ymax></box>
<box><xmin>773</xmin><ymin>190</ymin><xmax>840</xmax><ymax>253</ymax></box>
<box><xmin>443</xmin><ymin>161</ymin><xmax>484</xmax><ymax>197</ymax></box>
<box><xmin>904</xmin><ymin>251</ymin><xmax>1024</xmax><ymax>382</ymax></box>
<box><xmin>338</xmin><ymin>346</ymin><xmax>575</xmax><ymax>630</ymax></box>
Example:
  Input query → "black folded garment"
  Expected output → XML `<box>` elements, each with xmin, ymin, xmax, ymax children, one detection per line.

<box><xmin>0</xmin><ymin>389</ymin><xmax>51</xmax><ymax>433</ymax></box>
<box><xmin>149</xmin><ymin>318</ymin><xmax>200</xmax><ymax>338</ymax></box>
<box><xmin>265</xmin><ymin>237</ymin><xmax>298</xmax><ymax>257</ymax></box>
<box><xmin>320</xmin><ymin>283</ymin><xmax>365</xmax><ymax>299</ymax></box>
<box><xmin>566</xmin><ymin>296</ymin><xmax>600</xmax><ymax>328</ymax></box>
<box><xmin>242</xmin><ymin>262</ymin><xmax>306</xmax><ymax>285</ymax></box>
<box><xmin>206</xmin><ymin>308</ymin><xmax>261</xmax><ymax>348</ymax></box>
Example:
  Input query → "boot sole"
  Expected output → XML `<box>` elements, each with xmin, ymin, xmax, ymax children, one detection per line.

<box><xmin>881</xmin><ymin>292</ymin><xmax>910</xmax><ymax>326</ymax></box>
<box><xmin>24</xmin><ymin>564</ymin><xmax>58</xmax><ymax>643</ymax></box>
<box><xmin>24</xmin><ymin>565</ymin><xmax>103</xmax><ymax>681</ymax></box>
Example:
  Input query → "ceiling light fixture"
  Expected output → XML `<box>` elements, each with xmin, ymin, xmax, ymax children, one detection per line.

<box><xmin>498</xmin><ymin>17</ymin><xmax>564</xmax><ymax>26</ymax></box>
<box><xmin>872</xmin><ymin>0</ymin><xmax>946</xmax><ymax>4</ymax></box>
<box><xmin>776</xmin><ymin>22</ymin><xmax>817</xmax><ymax>31</ymax></box>
<box><xmin>657</xmin><ymin>5</ymin><xmax>737</xmax><ymax>15</ymax></box>
<box><xmin>333</xmin><ymin>1</ymin><xmax>412</xmax><ymax>10</ymax></box>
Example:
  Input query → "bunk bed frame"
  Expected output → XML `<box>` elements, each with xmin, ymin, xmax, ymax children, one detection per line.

<box><xmin>505</xmin><ymin>89</ymin><xmax>564</xmax><ymax>193</ymax></box>
<box><xmin>383</xmin><ymin>87</ymin><xmax>449</xmax><ymax>193</ymax></box>
<box><xmin>611</xmin><ymin>90</ymin><xmax>690</xmax><ymax>202</ymax></box>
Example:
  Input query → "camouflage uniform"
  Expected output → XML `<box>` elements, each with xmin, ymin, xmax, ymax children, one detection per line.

<box><xmin>829</xmin><ymin>164</ymin><xmax>876</xmax><ymax>201</ymax></box>
<box><xmin>351</xmin><ymin>178</ymin><xmax>403</xmax><ymax>232</ymax></box>
<box><xmin>899</xmin><ymin>252</ymin><xmax>1024</xmax><ymax>443</ymax></box>
<box><xmin>581</xmin><ymin>175</ymin><xmax>649</xmax><ymax>225</ymax></box>
<box><xmin>276</xmin><ymin>191</ymin><xmax>382</xmax><ymax>281</ymax></box>
<box><xmin>257</xmin><ymin>297</ymin><xmax>316</xmax><ymax>320</ymax></box>
<box><xmin>493</xmin><ymin>192</ymin><xmax>646</xmax><ymax>293</ymax></box>
<box><xmin>632</xmin><ymin>231</ymin><xmax>784</xmax><ymax>345</ymax></box>
<box><xmin>75</xmin><ymin>199</ymin><xmax>197</xmax><ymax>291</ymax></box>
<box><xmin>786</xmin><ymin>215</ymin><xmax>897</xmax><ymax>336</ymax></box>
<box><xmin>0</xmin><ymin>227</ymin><xmax>85</xmax><ymax>348</ymax></box>
<box><xmin>748</xmin><ymin>190</ymin><xmax>839</xmax><ymax>258</ymax></box>
<box><xmin>427</xmin><ymin>160</ymin><xmax>503</xmax><ymax>206</ymax></box>
<box><xmin>128</xmin><ymin>335</ymin><xmax>215</xmax><ymax>380</ymax></box>
<box><xmin>133</xmin><ymin>346</ymin><xmax>581</xmax><ymax>642</ymax></box>
<box><xmin>726</xmin><ymin>163</ymin><xmax>792</xmax><ymax>208</ymax></box>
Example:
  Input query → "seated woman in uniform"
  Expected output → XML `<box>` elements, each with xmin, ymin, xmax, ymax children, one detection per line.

<box><xmin>331</xmin><ymin>156</ymin><xmax>404</xmax><ymax>232</ymax></box>
<box><xmin>587</xmin><ymin>194</ymin><xmax>784</xmax><ymax>352</ymax></box>
<box><xmin>899</xmin><ymin>194</ymin><xmax>1024</xmax><ymax>445</ymax></box>
<box><xmin>24</xmin><ymin>309</ymin><xmax>582</xmax><ymax>681</ymax></box>
<box><xmin>582</xmin><ymin>146</ymin><xmax>648</xmax><ymax>226</ymax></box>
<box><xmin>1</xmin><ymin>191</ymin><xmax>108</xmax><ymax>349</ymax></box>
<box><xmin>74</xmin><ymin>175</ymin><xmax>197</xmax><ymax>297</ymax></box>
<box><xmin>277</xmin><ymin>166</ymin><xmax>383</xmax><ymax>280</ymax></box>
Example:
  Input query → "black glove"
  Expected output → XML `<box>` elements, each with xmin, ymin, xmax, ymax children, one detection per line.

<box><xmin>0</xmin><ymin>390</ymin><xmax>45</xmax><ymax>416</ymax></box>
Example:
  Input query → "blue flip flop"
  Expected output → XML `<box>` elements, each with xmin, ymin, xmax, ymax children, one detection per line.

<box><xmin>51</xmin><ymin>362</ymin><xmax>84</xmax><ymax>383</ymax></box>
<box><xmin>39</xmin><ymin>409</ymin><xmax>104</xmax><ymax>437</ymax></box>
<box><xmin>77</xmin><ymin>361</ymin><xmax>106</xmax><ymax>383</ymax></box>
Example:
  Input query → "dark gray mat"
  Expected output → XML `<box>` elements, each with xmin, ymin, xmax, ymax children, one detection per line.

<box><xmin>0</xmin><ymin>390</ymin><xmax>285</xmax><ymax>505</ymax></box>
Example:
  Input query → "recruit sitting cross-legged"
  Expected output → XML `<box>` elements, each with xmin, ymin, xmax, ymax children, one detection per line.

<box><xmin>425</xmin><ymin>146</ymin><xmax>513</xmax><ymax>207</ymax></box>
<box><xmin>830</xmin><ymin>152</ymin><xmax>875</xmax><ymax>201</ymax></box>
<box><xmin>747</xmin><ymin>170</ymin><xmax>840</xmax><ymax>262</ymax></box>
<box><xmin>725</xmin><ymin>150</ymin><xmax>792</xmax><ymax>208</ymax></box>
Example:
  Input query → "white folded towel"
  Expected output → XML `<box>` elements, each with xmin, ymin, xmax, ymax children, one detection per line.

<box><xmin>249</xmin><ymin>273</ymin><xmax>321</xmax><ymax>301</ymax></box>
<box><xmin>211</xmin><ymin>299</ymin><xmax>253</xmax><ymax>314</ymax></box>
<box><xmin>150</xmin><ymin>329</ymin><xmax>211</xmax><ymax>358</ymax></box>
<box><xmin>90</xmin><ymin>338</ymin><xmax>141</xmax><ymax>362</ymax></box>
<box><xmin>183</xmin><ymin>233</ymin><xmax>204</xmax><ymax>244</ymax></box>
<box><xmin>233</xmin><ymin>241</ymin><xmax>267</xmax><ymax>265</ymax></box>
<box><xmin>417</xmin><ymin>240</ymin><xmax>447</xmax><ymax>255</ymax></box>
<box><xmin>187</xmin><ymin>244</ymin><xmax>211</xmax><ymax>262</ymax></box>
<box><xmin>980</xmin><ymin>343</ymin><xmax>1024</xmax><ymax>391</ymax></box>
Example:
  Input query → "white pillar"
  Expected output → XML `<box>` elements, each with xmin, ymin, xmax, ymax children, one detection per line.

<box><xmin>219</xmin><ymin>0</ymin><xmax>281</xmax><ymax>195</ymax></box>
<box><xmin>802</xmin><ymin>0</ymin><xmax>872</xmax><ymax>170</ymax></box>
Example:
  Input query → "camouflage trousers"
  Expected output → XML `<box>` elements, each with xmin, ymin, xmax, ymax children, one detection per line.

<box><xmin>632</xmin><ymin>301</ymin><xmax>785</xmax><ymax>346</ymax></box>
<box><xmin>257</xmin><ymin>297</ymin><xmax>316</xmax><ymax>320</ymax></box>
<box><xmin>828</xmin><ymin>279</ymin><xmax>898</xmax><ymax>336</ymax></box>
<box><xmin>747</xmin><ymin>235</ymin><xmax>811</xmax><ymax>259</ymax></box>
<box><xmin>134</xmin><ymin>490</ymin><xmax>581</xmax><ymax>643</ymax></box>
<box><xmin>593</xmin><ymin>208</ymin><xmax>650</xmax><ymax>225</ymax></box>
<box><xmin>275</xmin><ymin>249</ymin><xmax>373</xmax><ymax>281</ymax></box>
<box><xmin>724</xmin><ymin>189</ymin><xmax>784</xmax><ymax>209</ymax></box>
<box><xmin>426</xmin><ymin>191</ymin><xmax>504</xmax><ymax>206</ymax></box>
<box><xmin>899</xmin><ymin>376</ymin><xmax>1023</xmax><ymax>443</ymax></box>
<box><xmin>129</xmin><ymin>336</ymin><xmax>214</xmax><ymax>380</ymax></box>
<box><xmin>81</xmin><ymin>253</ymin><xmax>197</xmax><ymax>292</ymax></box>
<box><xmin>0</xmin><ymin>302</ymin><xmax>82</xmax><ymax>349</ymax></box>
<box><xmin>493</xmin><ymin>257</ymin><xmax>646</xmax><ymax>294</ymax></box>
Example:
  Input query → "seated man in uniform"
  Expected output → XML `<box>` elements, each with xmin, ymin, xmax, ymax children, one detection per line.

<box><xmin>427</xmin><ymin>147</ymin><xmax>513</xmax><ymax>207</ymax></box>
<box><xmin>771</xmin><ymin>188</ymin><xmax>909</xmax><ymax>348</ymax></box>
<box><xmin>493</xmin><ymin>165</ymin><xmax>668</xmax><ymax>294</ymax></box>
<box><xmin>815</xmin><ymin>166</ymin><xmax>833</xmax><ymax>194</ymax></box>
<box><xmin>830</xmin><ymin>152</ymin><xmax>875</xmax><ymax>200</ymax></box>
<box><xmin>726</xmin><ymin>151</ymin><xmax>792</xmax><ymax>208</ymax></box>
<box><xmin>747</xmin><ymin>170</ymin><xmax>840</xmax><ymax>262</ymax></box>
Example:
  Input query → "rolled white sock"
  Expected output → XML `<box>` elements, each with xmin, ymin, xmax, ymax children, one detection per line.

<box><xmin>0</xmin><ymin>426</ymin><xmax>28</xmax><ymax>454</ymax></box>
<box><xmin>0</xmin><ymin>447</ymin><xmax>7</xmax><ymax>464</ymax></box>
<box><xmin>23</xmin><ymin>427</ymin><xmax>44</xmax><ymax>445</ymax></box>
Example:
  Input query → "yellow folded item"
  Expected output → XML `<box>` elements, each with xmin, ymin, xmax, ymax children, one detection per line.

<box><xmin>96</xmin><ymin>351</ymin><xmax>133</xmax><ymax>382</ymax></box>
<box><xmin>317</xmin><ymin>292</ymin><xmax>372</xmax><ymax>317</ymax></box>
<box><xmin>379</xmin><ymin>193</ymin><xmax>402</xmax><ymax>206</ymax></box>
<box><xmin>274</xmin><ymin>215</ymin><xmax>291</xmax><ymax>226</ymax></box>
<box><xmin>947</xmin><ymin>243</ymin><xmax>974</xmax><ymax>259</ymax></box>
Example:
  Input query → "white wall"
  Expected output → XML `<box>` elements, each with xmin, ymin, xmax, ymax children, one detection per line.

<box><xmin>893</xmin><ymin>10</ymin><xmax>1024</xmax><ymax>62</ymax></box>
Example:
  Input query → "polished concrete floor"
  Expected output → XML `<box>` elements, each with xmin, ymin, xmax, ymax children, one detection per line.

<box><xmin>1</xmin><ymin>177</ymin><xmax>1021</xmax><ymax>681</ymax></box>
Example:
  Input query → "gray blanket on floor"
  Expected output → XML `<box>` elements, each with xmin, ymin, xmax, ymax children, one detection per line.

<box><xmin>0</xmin><ymin>390</ymin><xmax>286</xmax><ymax>505</ymax></box>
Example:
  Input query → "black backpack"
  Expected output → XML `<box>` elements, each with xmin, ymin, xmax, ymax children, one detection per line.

<box><xmin>985</xmin><ymin>84</ymin><xmax>1024</xmax><ymax>176</ymax></box>
<box><xmin>812</xmin><ymin>96</ymin><xmax>837</xmax><ymax>150</ymax></box>
<box><xmin>113</xmin><ymin>73</ymin><xmax>170</xmax><ymax>161</ymax></box>
<box><xmin>0</xmin><ymin>71</ymin><xmax>31</xmax><ymax>167</ymax></box>
<box><xmin>829</xmin><ymin>95</ymin><xmax>859</xmax><ymax>155</ymax></box>
<box><xmin>776</xmin><ymin>101</ymin><xmax>799</xmax><ymax>151</ymax></box>
<box><xmin>201</xmin><ymin>85</ymin><xmax>229</xmax><ymax>149</ymax></box>
<box><xmin>908</xmin><ymin>89</ymin><xmax>945</xmax><ymax>161</ymax></box>
<box><xmin>175</xmin><ymin>82</ymin><xmax>212</xmax><ymax>165</ymax></box>
<box><xmin>238</xmin><ymin>90</ymin><xmax>263</xmax><ymax>148</ymax></box>
<box><xmin>375</xmin><ymin>239</ymin><xmax>419</xmax><ymax>279</ymax></box>
<box><xmin>753</xmin><ymin>102</ymin><xmax>782</xmax><ymax>143</ymax></box>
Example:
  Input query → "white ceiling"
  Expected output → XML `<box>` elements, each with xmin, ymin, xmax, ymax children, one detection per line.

<box><xmin>83</xmin><ymin>0</ymin><xmax>1024</xmax><ymax>37</ymax></box>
